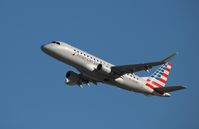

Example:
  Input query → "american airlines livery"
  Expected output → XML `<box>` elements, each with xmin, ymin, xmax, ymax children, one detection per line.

<box><xmin>41</xmin><ymin>41</ymin><xmax>186</xmax><ymax>97</ymax></box>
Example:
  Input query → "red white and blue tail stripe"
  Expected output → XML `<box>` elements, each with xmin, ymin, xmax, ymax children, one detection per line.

<box><xmin>145</xmin><ymin>63</ymin><xmax>172</xmax><ymax>89</ymax></box>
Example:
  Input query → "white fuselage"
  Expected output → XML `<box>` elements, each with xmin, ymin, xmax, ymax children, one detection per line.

<box><xmin>41</xmin><ymin>41</ymin><xmax>153</xmax><ymax>95</ymax></box>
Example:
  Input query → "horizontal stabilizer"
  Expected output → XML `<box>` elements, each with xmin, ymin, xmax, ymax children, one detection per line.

<box><xmin>154</xmin><ymin>86</ymin><xmax>186</xmax><ymax>93</ymax></box>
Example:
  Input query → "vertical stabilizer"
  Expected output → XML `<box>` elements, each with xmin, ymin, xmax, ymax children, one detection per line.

<box><xmin>146</xmin><ymin>63</ymin><xmax>172</xmax><ymax>88</ymax></box>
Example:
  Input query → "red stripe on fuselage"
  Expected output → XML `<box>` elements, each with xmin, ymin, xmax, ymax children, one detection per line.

<box><xmin>146</xmin><ymin>83</ymin><xmax>154</xmax><ymax>89</ymax></box>
<box><xmin>146</xmin><ymin>79</ymin><xmax>163</xmax><ymax>88</ymax></box>
<box><xmin>146</xmin><ymin>82</ymin><xmax>164</xmax><ymax>95</ymax></box>
<box><xmin>152</xmin><ymin>81</ymin><xmax>163</xmax><ymax>88</ymax></box>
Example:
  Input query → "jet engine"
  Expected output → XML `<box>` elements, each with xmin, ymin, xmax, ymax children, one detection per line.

<box><xmin>97</xmin><ymin>64</ymin><xmax>111</xmax><ymax>74</ymax></box>
<box><xmin>65</xmin><ymin>71</ymin><xmax>81</xmax><ymax>85</ymax></box>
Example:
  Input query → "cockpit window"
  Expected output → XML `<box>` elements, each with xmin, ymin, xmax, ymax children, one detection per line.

<box><xmin>51</xmin><ymin>41</ymin><xmax>60</xmax><ymax>45</ymax></box>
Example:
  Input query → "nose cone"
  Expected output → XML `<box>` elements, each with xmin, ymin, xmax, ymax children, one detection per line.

<box><xmin>41</xmin><ymin>44</ymin><xmax>50</xmax><ymax>53</ymax></box>
<box><xmin>41</xmin><ymin>44</ymin><xmax>46</xmax><ymax>52</ymax></box>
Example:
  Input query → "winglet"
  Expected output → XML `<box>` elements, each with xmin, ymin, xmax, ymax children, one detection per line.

<box><xmin>162</xmin><ymin>52</ymin><xmax>177</xmax><ymax>63</ymax></box>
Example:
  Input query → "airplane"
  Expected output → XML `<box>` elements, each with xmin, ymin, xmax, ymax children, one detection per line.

<box><xmin>41</xmin><ymin>41</ymin><xmax>186</xmax><ymax>97</ymax></box>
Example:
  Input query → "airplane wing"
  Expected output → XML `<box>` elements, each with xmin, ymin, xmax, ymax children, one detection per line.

<box><xmin>154</xmin><ymin>86</ymin><xmax>186</xmax><ymax>92</ymax></box>
<box><xmin>111</xmin><ymin>53</ymin><xmax>176</xmax><ymax>75</ymax></box>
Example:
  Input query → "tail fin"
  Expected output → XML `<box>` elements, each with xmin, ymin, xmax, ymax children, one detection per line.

<box><xmin>146</xmin><ymin>63</ymin><xmax>172</xmax><ymax>88</ymax></box>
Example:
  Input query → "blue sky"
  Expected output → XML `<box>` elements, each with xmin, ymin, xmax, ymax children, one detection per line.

<box><xmin>0</xmin><ymin>0</ymin><xmax>198</xmax><ymax>129</ymax></box>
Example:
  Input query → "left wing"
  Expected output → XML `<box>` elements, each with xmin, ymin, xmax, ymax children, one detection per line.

<box><xmin>111</xmin><ymin>53</ymin><xmax>176</xmax><ymax>75</ymax></box>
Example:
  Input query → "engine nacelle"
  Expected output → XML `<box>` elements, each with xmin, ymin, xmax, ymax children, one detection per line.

<box><xmin>97</xmin><ymin>64</ymin><xmax>111</xmax><ymax>74</ymax></box>
<box><xmin>65</xmin><ymin>71</ymin><xmax>80</xmax><ymax>86</ymax></box>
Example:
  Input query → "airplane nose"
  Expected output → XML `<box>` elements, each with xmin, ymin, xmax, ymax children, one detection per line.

<box><xmin>41</xmin><ymin>44</ymin><xmax>47</xmax><ymax>52</ymax></box>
